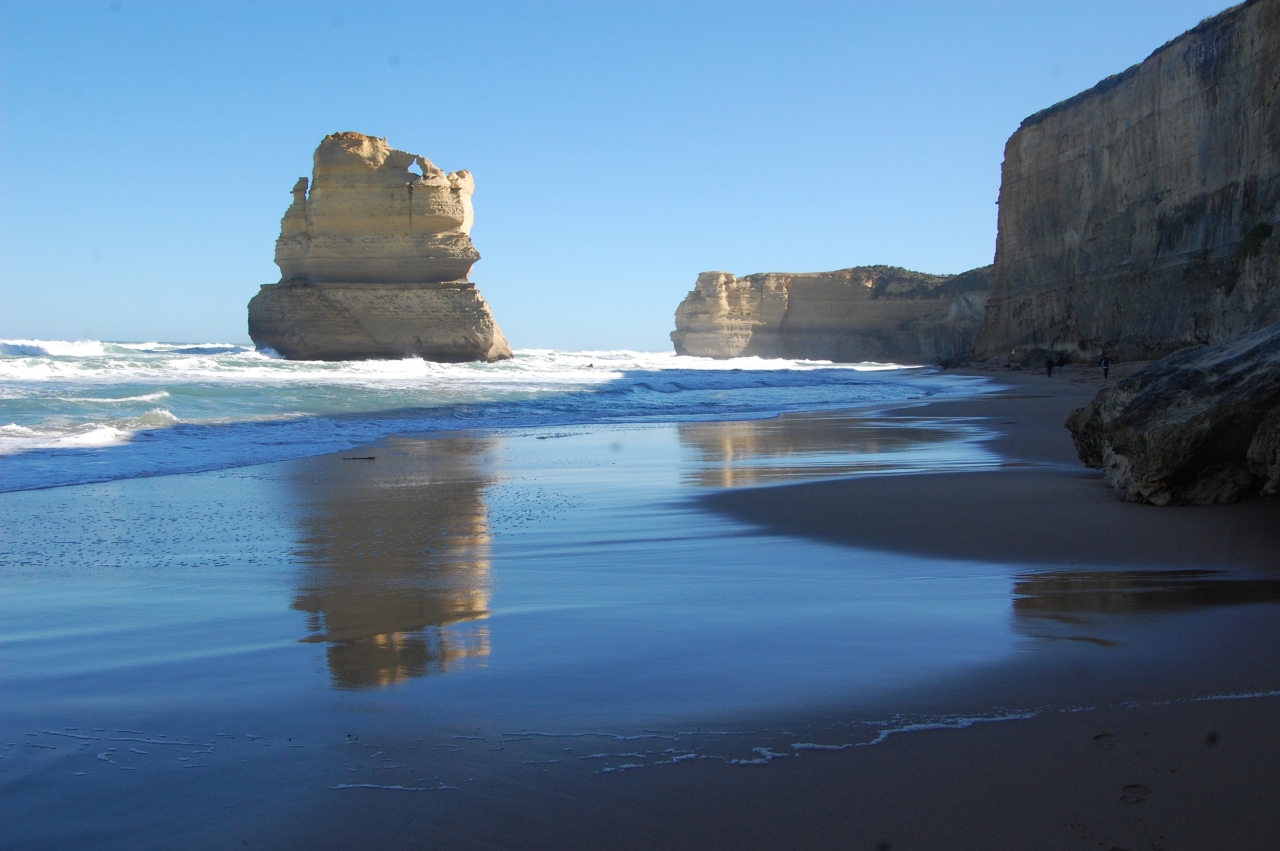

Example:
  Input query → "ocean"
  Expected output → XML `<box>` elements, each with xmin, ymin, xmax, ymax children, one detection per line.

<box><xmin>0</xmin><ymin>340</ymin><xmax>986</xmax><ymax>492</ymax></box>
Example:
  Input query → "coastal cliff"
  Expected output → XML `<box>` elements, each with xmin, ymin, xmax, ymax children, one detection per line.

<box><xmin>976</xmin><ymin>0</ymin><xmax>1280</xmax><ymax>362</ymax></box>
<box><xmin>248</xmin><ymin>132</ymin><xmax>511</xmax><ymax>362</ymax></box>
<box><xmin>671</xmin><ymin>265</ymin><xmax>992</xmax><ymax>363</ymax></box>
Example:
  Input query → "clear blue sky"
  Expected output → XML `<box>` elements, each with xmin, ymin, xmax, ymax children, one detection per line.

<box><xmin>0</xmin><ymin>0</ymin><xmax>1230</xmax><ymax>350</ymax></box>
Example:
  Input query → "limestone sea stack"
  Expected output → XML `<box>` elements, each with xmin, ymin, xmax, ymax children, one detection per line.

<box><xmin>671</xmin><ymin>265</ymin><xmax>992</xmax><ymax>363</ymax></box>
<box><xmin>248</xmin><ymin>132</ymin><xmax>511</xmax><ymax>362</ymax></box>
<box><xmin>976</xmin><ymin>0</ymin><xmax>1280</xmax><ymax>363</ymax></box>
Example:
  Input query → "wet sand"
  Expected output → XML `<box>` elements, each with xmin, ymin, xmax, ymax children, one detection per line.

<box><xmin>705</xmin><ymin>366</ymin><xmax>1280</xmax><ymax>569</ymax></box>
<box><xmin>287</xmin><ymin>365</ymin><xmax>1280</xmax><ymax>850</ymax></box>
<box><xmin>291</xmin><ymin>693</ymin><xmax>1280</xmax><ymax>851</ymax></box>
<box><xmin>5</xmin><ymin>365</ymin><xmax>1280</xmax><ymax>849</ymax></box>
<box><xmin>682</xmin><ymin>363</ymin><xmax>1280</xmax><ymax>851</ymax></box>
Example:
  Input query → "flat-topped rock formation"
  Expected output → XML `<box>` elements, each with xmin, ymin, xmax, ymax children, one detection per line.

<box><xmin>248</xmin><ymin>132</ymin><xmax>511</xmax><ymax>362</ymax></box>
<box><xmin>671</xmin><ymin>265</ymin><xmax>992</xmax><ymax>363</ymax></box>
<box><xmin>1066</xmin><ymin>322</ymin><xmax>1280</xmax><ymax>505</ymax></box>
<box><xmin>976</xmin><ymin>0</ymin><xmax>1280</xmax><ymax>363</ymax></box>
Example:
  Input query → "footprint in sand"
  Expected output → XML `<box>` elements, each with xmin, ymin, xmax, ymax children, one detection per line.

<box><xmin>1093</xmin><ymin>733</ymin><xmax>1118</xmax><ymax>751</ymax></box>
<box><xmin>1119</xmin><ymin>783</ymin><xmax>1152</xmax><ymax>804</ymax></box>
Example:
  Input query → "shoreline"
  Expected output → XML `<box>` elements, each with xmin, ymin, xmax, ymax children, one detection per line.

<box><xmin>5</xmin><ymin>366</ymin><xmax>1280</xmax><ymax>849</ymax></box>
<box><xmin>701</xmin><ymin>364</ymin><xmax>1280</xmax><ymax>569</ymax></box>
<box><xmin>286</xmin><ymin>369</ymin><xmax>1280</xmax><ymax>849</ymax></box>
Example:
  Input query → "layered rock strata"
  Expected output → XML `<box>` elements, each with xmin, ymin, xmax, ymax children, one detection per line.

<box><xmin>671</xmin><ymin>265</ymin><xmax>992</xmax><ymax>363</ymax></box>
<box><xmin>248</xmin><ymin>132</ymin><xmax>511</xmax><ymax>362</ymax></box>
<box><xmin>1065</xmin><ymin>322</ymin><xmax>1280</xmax><ymax>505</ymax></box>
<box><xmin>976</xmin><ymin>0</ymin><xmax>1280</xmax><ymax>362</ymax></box>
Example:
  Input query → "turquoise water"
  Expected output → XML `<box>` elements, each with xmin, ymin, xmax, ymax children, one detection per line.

<box><xmin>0</xmin><ymin>340</ymin><xmax>986</xmax><ymax>491</ymax></box>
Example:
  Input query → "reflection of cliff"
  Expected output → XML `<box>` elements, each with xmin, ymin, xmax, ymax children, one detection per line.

<box><xmin>290</xmin><ymin>436</ymin><xmax>495</xmax><ymax>689</ymax></box>
<box><xmin>1012</xmin><ymin>569</ymin><xmax>1280</xmax><ymax>646</ymax></box>
<box><xmin>678</xmin><ymin>414</ymin><xmax>964</xmax><ymax>488</ymax></box>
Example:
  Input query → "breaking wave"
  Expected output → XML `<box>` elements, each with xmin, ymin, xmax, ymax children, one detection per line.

<box><xmin>0</xmin><ymin>340</ymin><xmax>989</xmax><ymax>492</ymax></box>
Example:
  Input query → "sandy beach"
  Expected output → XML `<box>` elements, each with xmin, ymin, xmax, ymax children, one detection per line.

<box><xmin>294</xmin><ymin>367</ymin><xmax>1280</xmax><ymax>850</ymax></box>
<box><xmin>4</xmin><ymin>367</ymin><xmax>1280</xmax><ymax>850</ymax></box>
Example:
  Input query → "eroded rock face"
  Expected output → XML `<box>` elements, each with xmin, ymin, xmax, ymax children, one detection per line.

<box><xmin>976</xmin><ymin>0</ymin><xmax>1280</xmax><ymax>363</ymax></box>
<box><xmin>248</xmin><ymin>132</ymin><xmax>511</xmax><ymax>362</ymax></box>
<box><xmin>1065</xmin><ymin>323</ymin><xmax>1280</xmax><ymax>504</ymax></box>
<box><xmin>671</xmin><ymin>265</ymin><xmax>992</xmax><ymax>363</ymax></box>
<box><xmin>248</xmin><ymin>281</ymin><xmax>510</xmax><ymax>363</ymax></box>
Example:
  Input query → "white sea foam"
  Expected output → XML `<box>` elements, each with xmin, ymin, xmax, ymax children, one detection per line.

<box><xmin>0</xmin><ymin>339</ymin><xmax>107</xmax><ymax>357</ymax></box>
<box><xmin>60</xmin><ymin>391</ymin><xmax>171</xmax><ymax>404</ymax></box>
<box><xmin>729</xmin><ymin>747</ymin><xmax>788</xmax><ymax>765</ymax></box>
<box><xmin>35</xmin><ymin>425</ymin><xmax>130</xmax><ymax>448</ymax></box>
<box><xmin>856</xmin><ymin>711</ymin><xmax>1042</xmax><ymax>747</ymax></box>
<box><xmin>0</xmin><ymin>340</ymin><xmax>993</xmax><ymax>492</ymax></box>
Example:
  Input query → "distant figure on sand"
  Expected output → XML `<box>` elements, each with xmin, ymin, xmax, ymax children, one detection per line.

<box><xmin>1101</xmin><ymin>355</ymin><xmax>1111</xmax><ymax>379</ymax></box>
<box><xmin>1004</xmin><ymin>353</ymin><xmax>1012</xmax><ymax>369</ymax></box>
<box><xmin>1045</xmin><ymin>357</ymin><xmax>1054</xmax><ymax>377</ymax></box>
<box><xmin>1058</xmin><ymin>354</ymin><xmax>1067</xmax><ymax>374</ymax></box>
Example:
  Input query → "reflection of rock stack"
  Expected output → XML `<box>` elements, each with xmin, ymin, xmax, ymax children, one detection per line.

<box><xmin>289</xmin><ymin>436</ymin><xmax>495</xmax><ymax>689</ymax></box>
<box><xmin>248</xmin><ymin>132</ymin><xmax>511</xmax><ymax>362</ymax></box>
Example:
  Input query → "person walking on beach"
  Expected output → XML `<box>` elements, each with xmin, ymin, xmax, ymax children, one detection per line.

<box><xmin>1101</xmin><ymin>355</ymin><xmax>1111</xmax><ymax>379</ymax></box>
<box><xmin>1045</xmin><ymin>356</ymin><xmax>1054</xmax><ymax>377</ymax></box>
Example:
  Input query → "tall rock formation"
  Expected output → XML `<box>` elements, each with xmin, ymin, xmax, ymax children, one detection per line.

<box><xmin>977</xmin><ymin>0</ymin><xmax>1280</xmax><ymax>363</ymax></box>
<box><xmin>671</xmin><ymin>265</ymin><xmax>992</xmax><ymax>363</ymax></box>
<box><xmin>248</xmin><ymin>132</ymin><xmax>511</xmax><ymax>362</ymax></box>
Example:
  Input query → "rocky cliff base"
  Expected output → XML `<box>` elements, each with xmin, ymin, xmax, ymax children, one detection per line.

<box><xmin>671</xmin><ymin>265</ymin><xmax>992</xmax><ymax>363</ymax></box>
<box><xmin>1066</xmin><ymin>323</ymin><xmax>1280</xmax><ymax>505</ymax></box>
<box><xmin>248</xmin><ymin>281</ymin><xmax>511</xmax><ymax>362</ymax></box>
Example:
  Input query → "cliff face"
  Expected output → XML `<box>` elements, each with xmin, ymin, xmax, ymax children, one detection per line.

<box><xmin>248</xmin><ymin>132</ymin><xmax>510</xmax><ymax>362</ymax></box>
<box><xmin>977</xmin><ymin>0</ymin><xmax>1280</xmax><ymax>362</ymax></box>
<box><xmin>671</xmin><ymin>265</ymin><xmax>992</xmax><ymax>363</ymax></box>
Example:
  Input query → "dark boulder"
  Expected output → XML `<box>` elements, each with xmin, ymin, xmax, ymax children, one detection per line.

<box><xmin>1065</xmin><ymin>323</ymin><xmax>1280</xmax><ymax>505</ymax></box>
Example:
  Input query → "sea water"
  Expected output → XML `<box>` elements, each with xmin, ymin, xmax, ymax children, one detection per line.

<box><xmin>7</xmin><ymin>341</ymin><xmax>1280</xmax><ymax>848</ymax></box>
<box><xmin>0</xmin><ymin>339</ymin><xmax>984</xmax><ymax>492</ymax></box>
